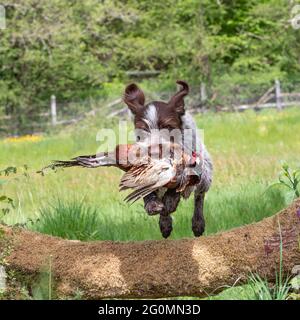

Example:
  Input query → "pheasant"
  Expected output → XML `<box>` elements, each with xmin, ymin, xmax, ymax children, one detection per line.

<box><xmin>43</xmin><ymin>142</ymin><xmax>203</xmax><ymax>203</ymax></box>
<box><xmin>119</xmin><ymin>143</ymin><xmax>202</xmax><ymax>203</ymax></box>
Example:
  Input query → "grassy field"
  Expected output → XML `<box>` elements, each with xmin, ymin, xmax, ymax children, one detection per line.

<box><xmin>1</xmin><ymin>107</ymin><xmax>300</xmax><ymax>299</ymax></box>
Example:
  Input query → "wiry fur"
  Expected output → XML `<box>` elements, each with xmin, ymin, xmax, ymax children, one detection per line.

<box><xmin>143</xmin><ymin>104</ymin><xmax>159</xmax><ymax>130</ymax></box>
<box><xmin>180</xmin><ymin>112</ymin><xmax>213</xmax><ymax>197</ymax></box>
<box><xmin>124</xmin><ymin>80</ymin><xmax>213</xmax><ymax>238</ymax></box>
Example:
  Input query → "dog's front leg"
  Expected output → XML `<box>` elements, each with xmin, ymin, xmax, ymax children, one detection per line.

<box><xmin>192</xmin><ymin>191</ymin><xmax>205</xmax><ymax>237</ymax></box>
<box><xmin>159</xmin><ymin>189</ymin><xmax>181</xmax><ymax>239</ymax></box>
<box><xmin>144</xmin><ymin>192</ymin><xmax>164</xmax><ymax>215</ymax></box>
<box><xmin>162</xmin><ymin>188</ymin><xmax>181</xmax><ymax>214</ymax></box>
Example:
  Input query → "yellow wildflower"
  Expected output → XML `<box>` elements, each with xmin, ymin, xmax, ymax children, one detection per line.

<box><xmin>3</xmin><ymin>135</ymin><xmax>42</xmax><ymax>143</ymax></box>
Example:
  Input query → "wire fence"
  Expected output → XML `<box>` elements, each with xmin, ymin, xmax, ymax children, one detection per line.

<box><xmin>1</xmin><ymin>79</ymin><xmax>300</xmax><ymax>136</ymax></box>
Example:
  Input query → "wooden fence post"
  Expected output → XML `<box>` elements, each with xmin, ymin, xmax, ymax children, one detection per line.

<box><xmin>51</xmin><ymin>95</ymin><xmax>57</xmax><ymax>126</ymax></box>
<box><xmin>275</xmin><ymin>79</ymin><xmax>282</xmax><ymax>111</ymax></box>
<box><xmin>200</xmin><ymin>82</ymin><xmax>207</xmax><ymax>103</ymax></box>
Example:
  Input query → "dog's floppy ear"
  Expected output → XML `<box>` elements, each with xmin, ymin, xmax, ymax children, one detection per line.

<box><xmin>168</xmin><ymin>80</ymin><xmax>189</xmax><ymax>115</ymax></box>
<box><xmin>123</xmin><ymin>83</ymin><xmax>145</xmax><ymax>115</ymax></box>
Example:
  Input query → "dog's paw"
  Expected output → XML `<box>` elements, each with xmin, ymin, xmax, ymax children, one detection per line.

<box><xmin>159</xmin><ymin>215</ymin><xmax>173</xmax><ymax>238</ymax></box>
<box><xmin>145</xmin><ymin>199</ymin><xmax>165</xmax><ymax>215</ymax></box>
<box><xmin>192</xmin><ymin>217</ymin><xmax>205</xmax><ymax>237</ymax></box>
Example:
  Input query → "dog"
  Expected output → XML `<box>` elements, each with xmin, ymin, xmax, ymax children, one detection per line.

<box><xmin>123</xmin><ymin>80</ymin><xmax>213</xmax><ymax>238</ymax></box>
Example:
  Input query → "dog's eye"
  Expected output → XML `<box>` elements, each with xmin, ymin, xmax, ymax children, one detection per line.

<box><xmin>135</xmin><ymin>122</ymin><xmax>150</xmax><ymax>133</ymax></box>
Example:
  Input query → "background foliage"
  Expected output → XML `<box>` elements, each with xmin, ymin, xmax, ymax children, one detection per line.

<box><xmin>1</xmin><ymin>0</ymin><xmax>300</xmax><ymax>129</ymax></box>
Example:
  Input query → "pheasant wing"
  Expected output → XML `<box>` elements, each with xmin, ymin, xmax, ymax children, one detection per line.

<box><xmin>120</xmin><ymin>160</ymin><xmax>176</xmax><ymax>203</ymax></box>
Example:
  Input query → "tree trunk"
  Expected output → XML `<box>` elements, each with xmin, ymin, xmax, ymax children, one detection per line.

<box><xmin>1</xmin><ymin>199</ymin><xmax>300</xmax><ymax>299</ymax></box>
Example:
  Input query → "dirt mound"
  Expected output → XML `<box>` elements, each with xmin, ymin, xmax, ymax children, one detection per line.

<box><xmin>1</xmin><ymin>199</ymin><xmax>300</xmax><ymax>299</ymax></box>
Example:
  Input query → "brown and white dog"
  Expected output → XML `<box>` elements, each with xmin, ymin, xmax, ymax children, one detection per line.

<box><xmin>123</xmin><ymin>80</ymin><xmax>213</xmax><ymax>238</ymax></box>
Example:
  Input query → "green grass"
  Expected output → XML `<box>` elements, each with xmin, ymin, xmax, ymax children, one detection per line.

<box><xmin>34</xmin><ymin>200</ymin><xmax>103</xmax><ymax>241</ymax></box>
<box><xmin>1</xmin><ymin>107</ymin><xmax>300</xmax><ymax>299</ymax></box>
<box><xmin>27</xmin><ymin>185</ymin><xmax>285</xmax><ymax>242</ymax></box>
<box><xmin>1</xmin><ymin>107</ymin><xmax>299</xmax><ymax>238</ymax></box>
<box><xmin>247</xmin><ymin>273</ymin><xmax>290</xmax><ymax>300</ymax></box>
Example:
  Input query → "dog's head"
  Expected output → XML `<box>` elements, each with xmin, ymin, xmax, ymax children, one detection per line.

<box><xmin>123</xmin><ymin>80</ymin><xmax>189</xmax><ymax>133</ymax></box>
